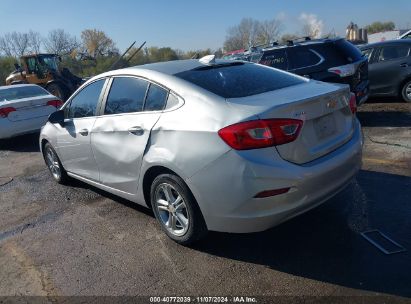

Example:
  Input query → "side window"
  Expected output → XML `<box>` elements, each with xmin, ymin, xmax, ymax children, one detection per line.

<box><xmin>288</xmin><ymin>48</ymin><xmax>322</xmax><ymax>70</ymax></box>
<box><xmin>105</xmin><ymin>77</ymin><xmax>148</xmax><ymax>115</ymax></box>
<box><xmin>259</xmin><ymin>49</ymin><xmax>288</xmax><ymax>70</ymax></box>
<box><xmin>67</xmin><ymin>79</ymin><xmax>105</xmax><ymax>119</ymax></box>
<box><xmin>379</xmin><ymin>46</ymin><xmax>410</xmax><ymax>61</ymax></box>
<box><xmin>361</xmin><ymin>48</ymin><xmax>374</xmax><ymax>62</ymax></box>
<box><xmin>144</xmin><ymin>84</ymin><xmax>168</xmax><ymax>111</ymax></box>
<box><xmin>26</xmin><ymin>58</ymin><xmax>37</xmax><ymax>73</ymax></box>
<box><xmin>165</xmin><ymin>93</ymin><xmax>180</xmax><ymax>110</ymax></box>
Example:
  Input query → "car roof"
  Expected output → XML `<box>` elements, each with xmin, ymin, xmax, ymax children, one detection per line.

<box><xmin>96</xmin><ymin>58</ymin><xmax>242</xmax><ymax>78</ymax></box>
<box><xmin>0</xmin><ymin>84</ymin><xmax>46</xmax><ymax>90</ymax></box>
<box><xmin>360</xmin><ymin>39</ymin><xmax>411</xmax><ymax>49</ymax></box>
<box><xmin>260</xmin><ymin>37</ymin><xmax>342</xmax><ymax>52</ymax></box>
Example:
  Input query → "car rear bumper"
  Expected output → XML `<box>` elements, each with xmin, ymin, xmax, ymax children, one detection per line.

<box><xmin>353</xmin><ymin>80</ymin><xmax>370</xmax><ymax>106</ymax></box>
<box><xmin>0</xmin><ymin>116</ymin><xmax>48</xmax><ymax>139</ymax></box>
<box><xmin>187</xmin><ymin>119</ymin><xmax>363</xmax><ymax>233</ymax></box>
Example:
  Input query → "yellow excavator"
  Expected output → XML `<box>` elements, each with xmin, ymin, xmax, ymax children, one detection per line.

<box><xmin>5</xmin><ymin>53</ymin><xmax>83</xmax><ymax>101</ymax></box>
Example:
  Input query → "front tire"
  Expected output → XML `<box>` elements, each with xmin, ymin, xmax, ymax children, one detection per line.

<box><xmin>401</xmin><ymin>79</ymin><xmax>411</xmax><ymax>103</ymax></box>
<box><xmin>43</xmin><ymin>143</ymin><xmax>69</xmax><ymax>184</ymax></box>
<box><xmin>151</xmin><ymin>174</ymin><xmax>208</xmax><ymax>245</ymax></box>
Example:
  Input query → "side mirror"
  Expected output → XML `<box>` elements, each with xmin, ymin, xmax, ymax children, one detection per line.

<box><xmin>48</xmin><ymin>110</ymin><xmax>65</xmax><ymax>126</ymax></box>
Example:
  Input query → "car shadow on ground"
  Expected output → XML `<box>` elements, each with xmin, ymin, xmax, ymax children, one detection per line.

<box><xmin>191</xmin><ymin>170</ymin><xmax>411</xmax><ymax>297</ymax></box>
<box><xmin>0</xmin><ymin>133</ymin><xmax>40</xmax><ymax>152</ymax></box>
<box><xmin>357</xmin><ymin>111</ymin><xmax>411</xmax><ymax>127</ymax></box>
<box><xmin>365</xmin><ymin>97</ymin><xmax>404</xmax><ymax>104</ymax></box>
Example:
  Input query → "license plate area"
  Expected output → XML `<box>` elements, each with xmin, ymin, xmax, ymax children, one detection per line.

<box><xmin>314</xmin><ymin>114</ymin><xmax>337</xmax><ymax>139</ymax></box>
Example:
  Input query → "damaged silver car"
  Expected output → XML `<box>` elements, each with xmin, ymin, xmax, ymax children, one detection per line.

<box><xmin>40</xmin><ymin>56</ymin><xmax>362</xmax><ymax>244</ymax></box>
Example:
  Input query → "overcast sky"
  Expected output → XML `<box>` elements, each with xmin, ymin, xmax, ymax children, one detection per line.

<box><xmin>0</xmin><ymin>0</ymin><xmax>410</xmax><ymax>51</ymax></box>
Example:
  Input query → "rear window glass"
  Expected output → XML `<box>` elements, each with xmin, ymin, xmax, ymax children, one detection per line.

<box><xmin>334</xmin><ymin>40</ymin><xmax>363</xmax><ymax>62</ymax></box>
<box><xmin>259</xmin><ymin>49</ymin><xmax>288</xmax><ymax>70</ymax></box>
<box><xmin>288</xmin><ymin>48</ymin><xmax>321</xmax><ymax>70</ymax></box>
<box><xmin>310</xmin><ymin>40</ymin><xmax>363</xmax><ymax>66</ymax></box>
<box><xmin>0</xmin><ymin>86</ymin><xmax>48</xmax><ymax>102</ymax></box>
<box><xmin>174</xmin><ymin>63</ymin><xmax>304</xmax><ymax>99</ymax></box>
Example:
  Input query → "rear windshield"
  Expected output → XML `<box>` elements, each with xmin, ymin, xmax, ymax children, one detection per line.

<box><xmin>174</xmin><ymin>62</ymin><xmax>304</xmax><ymax>98</ymax></box>
<box><xmin>334</xmin><ymin>39</ymin><xmax>363</xmax><ymax>62</ymax></box>
<box><xmin>0</xmin><ymin>86</ymin><xmax>48</xmax><ymax>102</ymax></box>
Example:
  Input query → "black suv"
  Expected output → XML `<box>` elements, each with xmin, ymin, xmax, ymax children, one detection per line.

<box><xmin>241</xmin><ymin>38</ymin><xmax>369</xmax><ymax>105</ymax></box>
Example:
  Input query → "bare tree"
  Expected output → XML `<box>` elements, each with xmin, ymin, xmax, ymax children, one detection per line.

<box><xmin>44</xmin><ymin>29</ymin><xmax>79</xmax><ymax>56</ymax></box>
<box><xmin>0</xmin><ymin>35</ymin><xmax>14</xmax><ymax>57</ymax></box>
<box><xmin>256</xmin><ymin>19</ymin><xmax>283</xmax><ymax>45</ymax></box>
<box><xmin>224</xmin><ymin>17</ymin><xmax>283</xmax><ymax>52</ymax></box>
<box><xmin>80</xmin><ymin>29</ymin><xmax>117</xmax><ymax>59</ymax></box>
<box><xmin>7</xmin><ymin>32</ymin><xmax>30</xmax><ymax>57</ymax></box>
<box><xmin>28</xmin><ymin>31</ymin><xmax>42</xmax><ymax>54</ymax></box>
<box><xmin>224</xmin><ymin>18</ymin><xmax>260</xmax><ymax>51</ymax></box>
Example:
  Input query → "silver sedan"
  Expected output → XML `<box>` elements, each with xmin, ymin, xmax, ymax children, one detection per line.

<box><xmin>0</xmin><ymin>84</ymin><xmax>63</xmax><ymax>139</ymax></box>
<box><xmin>40</xmin><ymin>56</ymin><xmax>362</xmax><ymax>244</ymax></box>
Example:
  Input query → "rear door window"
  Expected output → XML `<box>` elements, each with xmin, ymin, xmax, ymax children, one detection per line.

<box><xmin>67</xmin><ymin>79</ymin><xmax>105</xmax><ymax>119</ymax></box>
<box><xmin>287</xmin><ymin>47</ymin><xmax>322</xmax><ymax>70</ymax></box>
<box><xmin>175</xmin><ymin>62</ymin><xmax>304</xmax><ymax>99</ymax></box>
<box><xmin>105</xmin><ymin>77</ymin><xmax>148</xmax><ymax>115</ymax></box>
<box><xmin>144</xmin><ymin>83</ymin><xmax>168</xmax><ymax>111</ymax></box>
<box><xmin>378</xmin><ymin>46</ymin><xmax>410</xmax><ymax>61</ymax></box>
<box><xmin>259</xmin><ymin>49</ymin><xmax>288</xmax><ymax>70</ymax></box>
<box><xmin>361</xmin><ymin>48</ymin><xmax>374</xmax><ymax>62</ymax></box>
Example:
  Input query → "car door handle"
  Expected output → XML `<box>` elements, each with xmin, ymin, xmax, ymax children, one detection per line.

<box><xmin>128</xmin><ymin>126</ymin><xmax>144</xmax><ymax>135</ymax></box>
<box><xmin>400</xmin><ymin>63</ymin><xmax>408</xmax><ymax>67</ymax></box>
<box><xmin>79</xmin><ymin>129</ymin><xmax>89</xmax><ymax>136</ymax></box>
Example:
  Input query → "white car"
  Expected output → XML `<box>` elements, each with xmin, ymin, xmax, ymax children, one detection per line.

<box><xmin>0</xmin><ymin>84</ymin><xmax>63</xmax><ymax>139</ymax></box>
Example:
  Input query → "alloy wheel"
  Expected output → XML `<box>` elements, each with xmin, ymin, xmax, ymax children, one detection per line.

<box><xmin>154</xmin><ymin>183</ymin><xmax>189</xmax><ymax>236</ymax></box>
<box><xmin>405</xmin><ymin>83</ymin><xmax>411</xmax><ymax>101</ymax></box>
<box><xmin>45</xmin><ymin>147</ymin><xmax>61</xmax><ymax>181</ymax></box>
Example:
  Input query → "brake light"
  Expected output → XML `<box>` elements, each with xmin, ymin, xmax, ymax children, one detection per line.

<box><xmin>0</xmin><ymin>107</ymin><xmax>16</xmax><ymax>118</ymax></box>
<box><xmin>47</xmin><ymin>99</ymin><xmax>63</xmax><ymax>108</ymax></box>
<box><xmin>328</xmin><ymin>63</ymin><xmax>356</xmax><ymax>77</ymax></box>
<box><xmin>218</xmin><ymin>119</ymin><xmax>303</xmax><ymax>150</ymax></box>
<box><xmin>349</xmin><ymin>93</ymin><xmax>357</xmax><ymax>114</ymax></box>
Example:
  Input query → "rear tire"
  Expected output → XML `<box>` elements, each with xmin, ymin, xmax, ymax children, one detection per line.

<box><xmin>401</xmin><ymin>79</ymin><xmax>411</xmax><ymax>103</ymax></box>
<box><xmin>43</xmin><ymin>143</ymin><xmax>69</xmax><ymax>184</ymax></box>
<box><xmin>46</xmin><ymin>83</ymin><xmax>67</xmax><ymax>101</ymax></box>
<box><xmin>151</xmin><ymin>174</ymin><xmax>208</xmax><ymax>245</ymax></box>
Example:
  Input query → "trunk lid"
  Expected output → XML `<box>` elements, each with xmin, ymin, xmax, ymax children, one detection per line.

<box><xmin>1</xmin><ymin>95</ymin><xmax>57</xmax><ymax>122</ymax></box>
<box><xmin>226</xmin><ymin>81</ymin><xmax>355</xmax><ymax>164</ymax></box>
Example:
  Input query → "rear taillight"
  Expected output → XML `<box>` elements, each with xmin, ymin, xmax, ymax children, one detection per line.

<box><xmin>218</xmin><ymin>119</ymin><xmax>303</xmax><ymax>150</ymax></box>
<box><xmin>47</xmin><ymin>99</ymin><xmax>63</xmax><ymax>108</ymax></box>
<box><xmin>0</xmin><ymin>107</ymin><xmax>16</xmax><ymax>118</ymax></box>
<box><xmin>328</xmin><ymin>63</ymin><xmax>356</xmax><ymax>77</ymax></box>
<box><xmin>349</xmin><ymin>93</ymin><xmax>357</xmax><ymax>114</ymax></box>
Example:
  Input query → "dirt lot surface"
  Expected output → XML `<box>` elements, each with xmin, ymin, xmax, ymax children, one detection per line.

<box><xmin>0</xmin><ymin>98</ymin><xmax>410</xmax><ymax>302</ymax></box>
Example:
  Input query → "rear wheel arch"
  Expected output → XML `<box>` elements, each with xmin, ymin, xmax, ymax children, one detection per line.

<box><xmin>41</xmin><ymin>138</ymin><xmax>49</xmax><ymax>154</ymax></box>
<box><xmin>143</xmin><ymin>166</ymin><xmax>177</xmax><ymax>210</ymax></box>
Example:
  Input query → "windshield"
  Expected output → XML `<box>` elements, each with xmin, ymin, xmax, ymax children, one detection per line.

<box><xmin>174</xmin><ymin>62</ymin><xmax>304</xmax><ymax>98</ymax></box>
<box><xmin>0</xmin><ymin>86</ymin><xmax>49</xmax><ymax>102</ymax></box>
<box><xmin>38</xmin><ymin>55</ymin><xmax>59</xmax><ymax>71</ymax></box>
